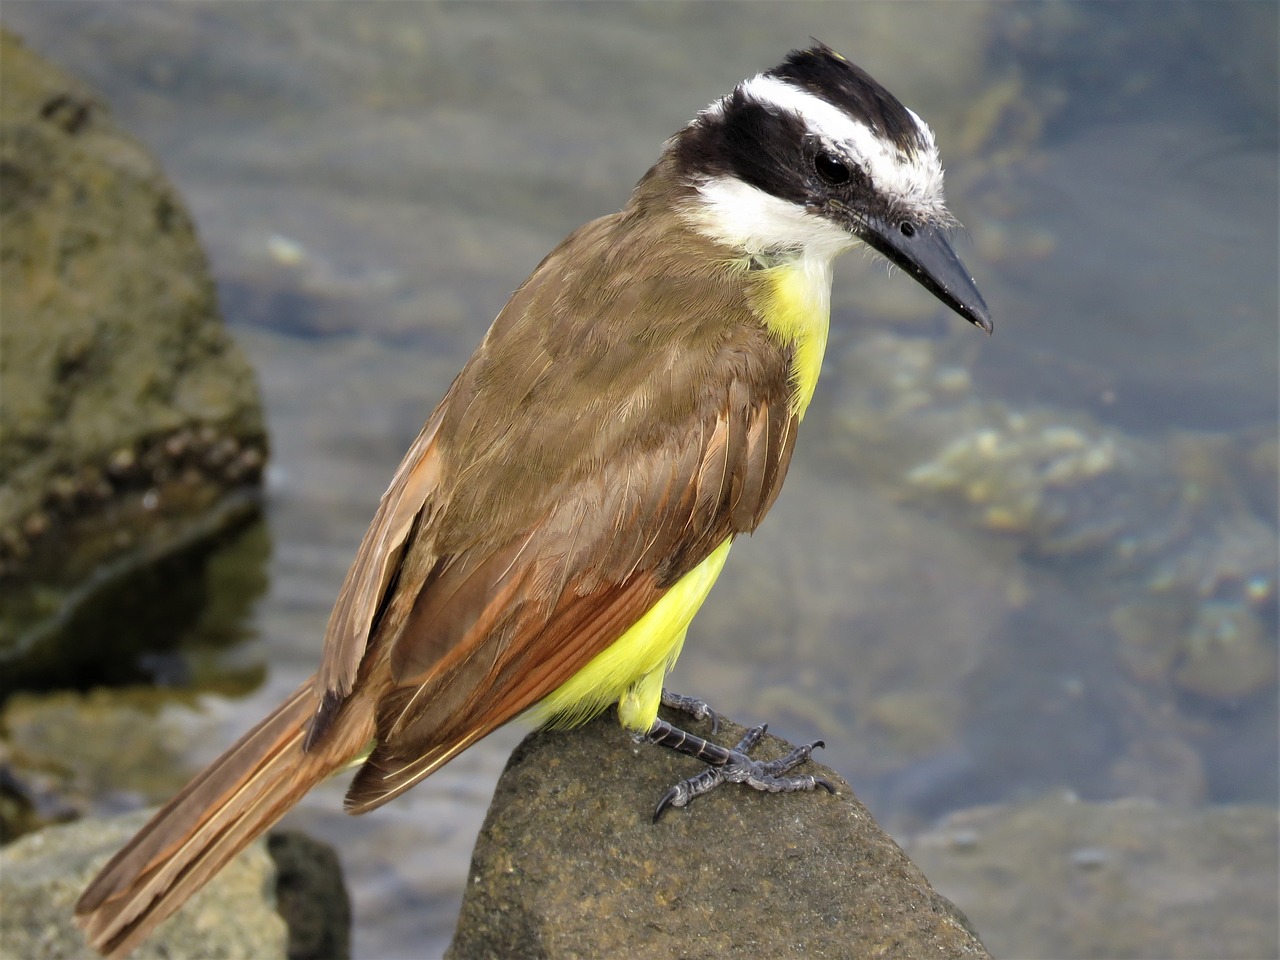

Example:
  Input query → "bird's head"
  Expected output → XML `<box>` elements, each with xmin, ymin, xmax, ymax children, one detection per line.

<box><xmin>670</xmin><ymin>42</ymin><xmax>991</xmax><ymax>332</ymax></box>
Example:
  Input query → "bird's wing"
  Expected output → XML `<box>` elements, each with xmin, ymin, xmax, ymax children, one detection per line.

<box><xmin>342</xmin><ymin>377</ymin><xmax>798</xmax><ymax>812</ymax></box>
<box><xmin>306</xmin><ymin>214</ymin><xmax>798</xmax><ymax>803</ymax></box>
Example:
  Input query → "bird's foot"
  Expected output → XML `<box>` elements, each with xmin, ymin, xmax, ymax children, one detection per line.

<box><xmin>659</xmin><ymin>688</ymin><xmax>720</xmax><ymax>733</ymax></box>
<box><xmin>644</xmin><ymin>716</ymin><xmax>836</xmax><ymax>822</ymax></box>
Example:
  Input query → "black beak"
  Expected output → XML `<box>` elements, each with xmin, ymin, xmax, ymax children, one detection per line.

<box><xmin>860</xmin><ymin>215</ymin><xmax>992</xmax><ymax>333</ymax></box>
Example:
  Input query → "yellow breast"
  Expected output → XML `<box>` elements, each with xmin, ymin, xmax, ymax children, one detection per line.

<box><xmin>757</xmin><ymin>256</ymin><xmax>833</xmax><ymax>418</ymax></box>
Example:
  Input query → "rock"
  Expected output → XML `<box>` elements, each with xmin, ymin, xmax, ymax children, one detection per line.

<box><xmin>0</xmin><ymin>29</ymin><xmax>268</xmax><ymax>691</ymax></box>
<box><xmin>267</xmin><ymin>831</ymin><xmax>352</xmax><ymax>960</ymax></box>
<box><xmin>448</xmin><ymin>711</ymin><xmax>990</xmax><ymax>960</ymax></box>
<box><xmin>0</xmin><ymin>810</ymin><xmax>288</xmax><ymax>959</ymax></box>
<box><xmin>907</xmin><ymin>793</ymin><xmax>1280</xmax><ymax>960</ymax></box>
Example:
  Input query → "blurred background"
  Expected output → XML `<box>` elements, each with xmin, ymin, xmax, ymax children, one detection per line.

<box><xmin>1</xmin><ymin>3</ymin><xmax>1275</xmax><ymax>958</ymax></box>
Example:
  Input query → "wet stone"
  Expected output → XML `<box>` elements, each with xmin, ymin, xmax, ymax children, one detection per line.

<box><xmin>449</xmin><ymin>710</ymin><xmax>991</xmax><ymax>960</ymax></box>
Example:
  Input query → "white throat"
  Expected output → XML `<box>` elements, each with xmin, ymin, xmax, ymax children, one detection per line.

<box><xmin>682</xmin><ymin>175</ymin><xmax>856</xmax><ymax>263</ymax></box>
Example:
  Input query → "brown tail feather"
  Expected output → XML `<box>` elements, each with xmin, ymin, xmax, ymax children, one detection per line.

<box><xmin>75</xmin><ymin>678</ymin><xmax>374</xmax><ymax>958</ymax></box>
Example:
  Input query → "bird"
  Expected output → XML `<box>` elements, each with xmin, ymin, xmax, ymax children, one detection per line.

<box><xmin>76</xmin><ymin>41</ymin><xmax>991</xmax><ymax>957</ymax></box>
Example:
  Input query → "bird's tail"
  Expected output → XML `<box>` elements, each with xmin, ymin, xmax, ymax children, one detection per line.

<box><xmin>75</xmin><ymin>678</ymin><xmax>372</xmax><ymax>958</ymax></box>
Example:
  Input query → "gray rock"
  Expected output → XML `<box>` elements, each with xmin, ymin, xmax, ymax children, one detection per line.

<box><xmin>0</xmin><ymin>810</ymin><xmax>287</xmax><ymax>959</ymax></box>
<box><xmin>448</xmin><ymin>712</ymin><xmax>990</xmax><ymax>960</ymax></box>
<box><xmin>0</xmin><ymin>28</ymin><xmax>268</xmax><ymax>689</ymax></box>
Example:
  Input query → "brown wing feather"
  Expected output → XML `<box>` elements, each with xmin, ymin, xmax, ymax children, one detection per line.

<box><xmin>344</xmin><ymin>387</ymin><xmax>798</xmax><ymax>813</ymax></box>
<box><xmin>345</xmin><ymin>572</ymin><xmax>664</xmax><ymax>812</ymax></box>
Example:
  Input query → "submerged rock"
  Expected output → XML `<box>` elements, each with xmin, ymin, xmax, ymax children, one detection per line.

<box><xmin>449</xmin><ymin>710</ymin><xmax>990</xmax><ymax>960</ymax></box>
<box><xmin>908</xmin><ymin>792</ymin><xmax>1279</xmax><ymax>960</ymax></box>
<box><xmin>826</xmin><ymin>332</ymin><xmax>1277</xmax><ymax>753</ymax></box>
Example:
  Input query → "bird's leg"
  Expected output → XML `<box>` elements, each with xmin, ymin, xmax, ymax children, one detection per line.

<box><xmin>659</xmin><ymin>688</ymin><xmax>720</xmax><ymax>733</ymax></box>
<box><xmin>641</xmin><ymin>714</ymin><xmax>836</xmax><ymax>822</ymax></box>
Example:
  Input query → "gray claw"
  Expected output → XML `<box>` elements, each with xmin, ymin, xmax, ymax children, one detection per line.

<box><xmin>650</xmin><ymin>724</ymin><xmax>834</xmax><ymax>820</ymax></box>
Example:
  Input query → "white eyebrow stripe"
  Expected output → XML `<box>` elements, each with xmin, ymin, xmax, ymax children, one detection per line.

<box><xmin>734</xmin><ymin>74</ymin><xmax>947</xmax><ymax>217</ymax></box>
<box><xmin>741</xmin><ymin>74</ymin><xmax>897</xmax><ymax>158</ymax></box>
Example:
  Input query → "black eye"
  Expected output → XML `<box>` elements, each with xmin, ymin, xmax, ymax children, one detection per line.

<box><xmin>814</xmin><ymin>152</ymin><xmax>850</xmax><ymax>186</ymax></box>
<box><xmin>900</xmin><ymin>221</ymin><xmax>917</xmax><ymax>238</ymax></box>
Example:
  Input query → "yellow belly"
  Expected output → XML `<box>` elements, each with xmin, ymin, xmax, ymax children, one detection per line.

<box><xmin>534</xmin><ymin>538</ymin><xmax>732</xmax><ymax>732</ymax></box>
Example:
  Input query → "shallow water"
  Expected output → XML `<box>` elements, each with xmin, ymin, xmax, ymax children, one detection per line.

<box><xmin>4</xmin><ymin>3</ymin><xmax>1276</xmax><ymax>957</ymax></box>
